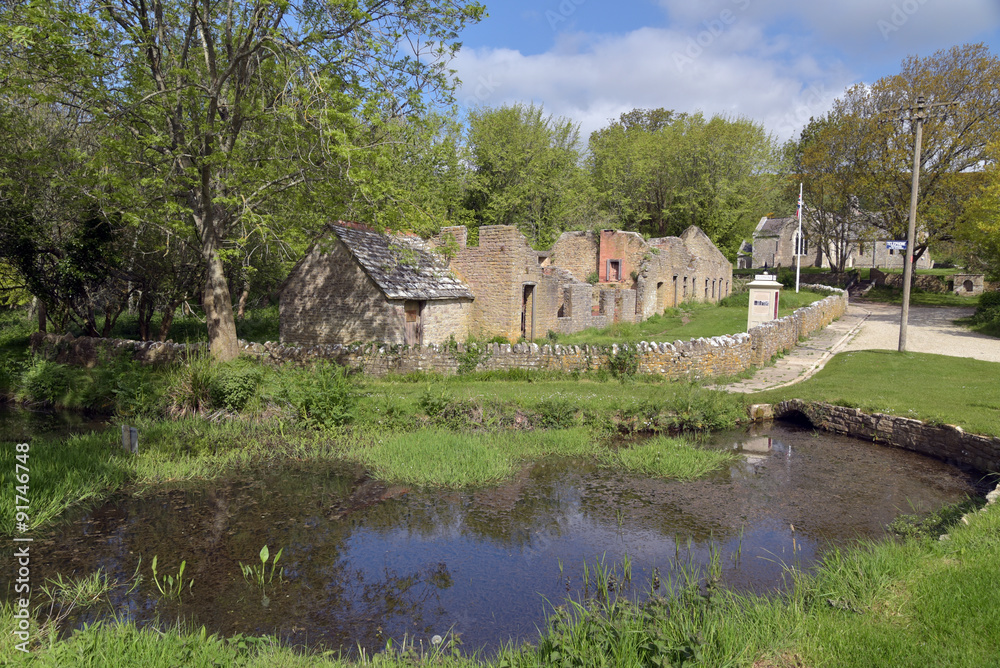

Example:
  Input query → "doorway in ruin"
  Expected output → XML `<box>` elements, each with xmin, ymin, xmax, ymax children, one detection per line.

<box><xmin>521</xmin><ymin>284</ymin><xmax>535</xmax><ymax>340</ymax></box>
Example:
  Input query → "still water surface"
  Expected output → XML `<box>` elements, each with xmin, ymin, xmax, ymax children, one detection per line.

<box><xmin>5</xmin><ymin>421</ymin><xmax>986</xmax><ymax>654</ymax></box>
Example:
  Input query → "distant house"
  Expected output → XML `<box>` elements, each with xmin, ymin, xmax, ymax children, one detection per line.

<box><xmin>280</xmin><ymin>222</ymin><xmax>733</xmax><ymax>345</ymax></box>
<box><xmin>749</xmin><ymin>213</ymin><xmax>932</xmax><ymax>271</ymax></box>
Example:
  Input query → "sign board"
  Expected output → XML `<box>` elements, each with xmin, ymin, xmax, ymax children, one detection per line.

<box><xmin>886</xmin><ymin>241</ymin><xmax>907</xmax><ymax>250</ymax></box>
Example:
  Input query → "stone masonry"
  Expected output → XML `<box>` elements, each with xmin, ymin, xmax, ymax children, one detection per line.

<box><xmin>33</xmin><ymin>285</ymin><xmax>848</xmax><ymax>381</ymax></box>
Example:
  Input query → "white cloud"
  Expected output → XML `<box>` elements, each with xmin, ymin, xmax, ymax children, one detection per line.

<box><xmin>452</xmin><ymin>0</ymin><xmax>999</xmax><ymax>143</ymax></box>
<box><xmin>453</xmin><ymin>25</ymin><xmax>851</xmax><ymax>142</ymax></box>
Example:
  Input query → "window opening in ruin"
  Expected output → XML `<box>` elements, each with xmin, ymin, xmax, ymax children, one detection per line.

<box><xmin>963</xmin><ymin>279</ymin><xmax>974</xmax><ymax>292</ymax></box>
<box><xmin>682</xmin><ymin>276</ymin><xmax>687</xmax><ymax>298</ymax></box>
<box><xmin>404</xmin><ymin>300</ymin><xmax>424</xmax><ymax>346</ymax></box>
<box><xmin>672</xmin><ymin>275</ymin><xmax>678</xmax><ymax>307</ymax></box>
<box><xmin>656</xmin><ymin>281</ymin><xmax>665</xmax><ymax>311</ymax></box>
<box><xmin>712</xmin><ymin>279</ymin><xmax>716</xmax><ymax>299</ymax></box>
<box><xmin>705</xmin><ymin>279</ymin><xmax>709</xmax><ymax>299</ymax></box>
<box><xmin>607</xmin><ymin>259</ymin><xmax>622</xmax><ymax>281</ymax></box>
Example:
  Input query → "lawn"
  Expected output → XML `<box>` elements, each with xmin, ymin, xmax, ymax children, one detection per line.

<box><xmin>752</xmin><ymin>349</ymin><xmax>1000</xmax><ymax>437</ymax></box>
<box><xmin>556</xmin><ymin>288</ymin><xmax>828</xmax><ymax>346</ymax></box>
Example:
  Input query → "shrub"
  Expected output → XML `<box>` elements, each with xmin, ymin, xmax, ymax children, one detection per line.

<box><xmin>607</xmin><ymin>344</ymin><xmax>640</xmax><ymax>379</ymax></box>
<box><xmin>209</xmin><ymin>359</ymin><xmax>265</xmax><ymax>412</ymax></box>
<box><xmin>283</xmin><ymin>362</ymin><xmax>359</xmax><ymax>430</ymax></box>
<box><xmin>586</xmin><ymin>271</ymin><xmax>599</xmax><ymax>285</ymax></box>
<box><xmin>973</xmin><ymin>290</ymin><xmax>1000</xmax><ymax>324</ymax></box>
<box><xmin>19</xmin><ymin>357</ymin><xmax>73</xmax><ymax>405</ymax></box>
<box><xmin>534</xmin><ymin>398</ymin><xmax>577</xmax><ymax>429</ymax></box>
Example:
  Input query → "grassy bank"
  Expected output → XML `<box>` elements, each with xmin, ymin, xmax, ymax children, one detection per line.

<box><xmin>6</xmin><ymin>497</ymin><xmax>998</xmax><ymax>666</ymax></box>
<box><xmin>752</xmin><ymin>350</ymin><xmax>1000</xmax><ymax>437</ymax></box>
<box><xmin>557</xmin><ymin>288</ymin><xmax>827</xmax><ymax>346</ymax></box>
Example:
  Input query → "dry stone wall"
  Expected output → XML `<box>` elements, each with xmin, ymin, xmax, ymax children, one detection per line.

<box><xmin>31</xmin><ymin>285</ymin><xmax>848</xmax><ymax>382</ymax></box>
<box><xmin>767</xmin><ymin>399</ymin><xmax>1000</xmax><ymax>473</ymax></box>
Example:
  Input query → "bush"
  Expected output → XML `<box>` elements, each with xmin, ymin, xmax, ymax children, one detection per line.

<box><xmin>283</xmin><ymin>362</ymin><xmax>359</xmax><ymax>430</ymax></box>
<box><xmin>974</xmin><ymin>291</ymin><xmax>1000</xmax><ymax>323</ymax></box>
<box><xmin>209</xmin><ymin>359</ymin><xmax>265</xmax><ymax>412</ymax></box>
<box><xmin>19</xmin><ymin>357</ymin><xmax>74</xmax><ymax>405</ymax></box>
<box><xmin>586</xmin><ymin>271</ymin><xmax>599</xmax><ymax>285</ymax></box>
<box><xmin>534</xmin><ymin>398</ymin><xmax>577</xmax><ymax>429</ymax></box>
<box><xmin>607</xmin><ymin>344</ymin><xmax>640</xmax><ymax>379</ymax></box>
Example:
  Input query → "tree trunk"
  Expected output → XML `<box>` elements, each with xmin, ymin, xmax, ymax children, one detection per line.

<box><xmin>202</xmin><ymin>249</ymin><xmax>240</xmax><ymax>360</ymax></box>
<box><xmin>36</xmin><ymin>299</ymin><xmax>46</xmax><ymax>333</ymax></box>
<box><xmin>157</xmin><ymin>300</ymin><xmax>179</xmax><ymax>342</ymax></box>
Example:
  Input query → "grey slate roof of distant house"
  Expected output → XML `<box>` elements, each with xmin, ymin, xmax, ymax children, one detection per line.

<box><xmin>754</xmin><ymin>217</ymin><xmax>796</xmax><ymax>237</ymax></box>
<box><xmin>331</xmin><ymin>224</ymin><xmax>474</xmax><ymax>301</ymax></box>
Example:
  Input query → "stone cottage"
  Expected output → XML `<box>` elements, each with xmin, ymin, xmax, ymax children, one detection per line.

<box><xmin>279</xmin><ymin>222</ymin><xmax>474</xmax><ymax>346</ymax></box>
<box><xmin>750</xmin><ymin>215</ymin><xmax>932</xmax><ymax>270</ymax></box>
<box><xmin>280</xmin><ymin>222</ymin><xmax>732</xmax><ymax>345</ymax></box>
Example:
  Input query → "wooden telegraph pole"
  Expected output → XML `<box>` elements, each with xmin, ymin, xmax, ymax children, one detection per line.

<box><xmin>881</xmin><ymin>95</ymin><xmax>956</xmax><ymax>352</ymax></box>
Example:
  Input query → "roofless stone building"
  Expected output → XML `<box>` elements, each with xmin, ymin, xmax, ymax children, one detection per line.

<box><xmin>279</xmin><ymin>222</ymin><xmax>732</xmax><ymax>346</ymax></box>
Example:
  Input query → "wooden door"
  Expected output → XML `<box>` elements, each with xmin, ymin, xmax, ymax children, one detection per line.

<box><xmin>404</xmin><ymin>300</ymin><xmax>423</xmax><ymax>345</ymax></box>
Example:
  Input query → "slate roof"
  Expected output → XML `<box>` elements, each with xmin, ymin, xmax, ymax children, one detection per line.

<box><xmin>331</xmin><ymin>224</ymin><xmax>474</xmax><ymax>301</ymax></box>
<box><xmin>754</xmin><ymin>217</ymin><xmax>796</xmax><ymax>237</ymax></box>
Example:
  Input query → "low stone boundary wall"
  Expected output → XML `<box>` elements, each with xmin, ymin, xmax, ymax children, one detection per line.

<box><xmin>30</xmin><ymin>285</ymin><xmax>848</xmax><ymax>380</ymax></box>
<box><xmin>760</xmin><ymin>399</ymin><xmax>1000</xmax><ymax>473</ymax></box>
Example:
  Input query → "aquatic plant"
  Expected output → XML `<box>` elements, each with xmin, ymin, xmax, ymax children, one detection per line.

<box><xmin>150</xmin><ymin>555</ymin><xmax>193</xmax><ymax>602</ymax></box>
<box><xmin>240</xmin><ymin>545</ymin><xmax>284</xmax><ymax>589</ymax></box>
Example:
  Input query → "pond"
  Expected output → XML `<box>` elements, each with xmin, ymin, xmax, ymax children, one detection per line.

<box><xmin>4</xmin><ymin>421</ymin><xmax>988</xmax><ymax>656</ymax></box>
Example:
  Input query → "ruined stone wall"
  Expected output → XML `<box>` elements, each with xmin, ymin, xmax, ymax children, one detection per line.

<box><xmin>769</xmin><ymin>400</ymin><xmax>1000</xmax><ymax>473</ymax></box>
<box><xmin>280</xmin><ymin>240</ymin><xmax>407</xmax><ymax>345</ymax></box>
<box><xmin>598</xmin><ymin>230</ymin><xmax>646</xmax><ymax>285</ymax></box>
<box><xmin>546</xmin><ymin>231</ymin><xmax>598</xmax><ymax>282</ymax></box>
<box><xmin>33</xmin><ymin>286</ymin><xmax>848</xmax><ymax>386</ymax></box>
<box><xmin>681</xmin><ymin>226</ymin><xmax>733</xmax><ymax>302</ymax></box>
<box><xmin>449</xmin><ymin>226</ymin><xmax>524</xmax><ymax>340</ymax></box>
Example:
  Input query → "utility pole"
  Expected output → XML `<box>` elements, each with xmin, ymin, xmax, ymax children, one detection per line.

<box><xmin>881</xmin><ymin>94</ymin><xmax>956</xmax><ymax>352</ymax></box>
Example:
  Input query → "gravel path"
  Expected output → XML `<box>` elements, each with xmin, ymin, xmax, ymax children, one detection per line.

<box><xmin>844</xmin><ymin>302</ymin><xmax>1000</xmax><ymax>363</ymax></box>
<box><xmin>715</xmin><ymin>300</ymin><xmax>998</xmax><ymax>393</ymax></box>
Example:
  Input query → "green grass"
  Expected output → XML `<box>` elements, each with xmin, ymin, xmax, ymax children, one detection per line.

<box><xmin>338</xmin><ymin>428</ymin><xmax>735</xmax><ymax>488</ymax></box>
<box><xmin>600</xmin><ymin>435</ymin><xmax>736</xmax><ymax>481</ymax></box>
<box><xmin>752</xmin><ymin>350</ymin><xmax>1000</xmax><ymax>437</ymax></box>
<box><xmin>557</xmin><ymin>289</ymin><xmax>827</xmax><ymax>346</ymax></box>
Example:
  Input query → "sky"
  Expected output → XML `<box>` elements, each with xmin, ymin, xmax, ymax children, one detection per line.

<box><xmin>449</xmin><ymin>0</ymin><xmax>1000</xmax><ymax>143</ymax></box>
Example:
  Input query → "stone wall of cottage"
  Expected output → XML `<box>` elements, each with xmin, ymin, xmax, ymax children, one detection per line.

<box><xmin>32</xmin><ymin>286</ymin><xmax>847</xmax><ymax>383</ymax></box>
<box><xmin>420</xmin><ymin>299</ymin><xmax>472</xmax><ymax>344</ymax></box>
<box><xmin>279</xmin><ymin>239</ymin><xmax>407</xmax><ymax>345</ymax></box>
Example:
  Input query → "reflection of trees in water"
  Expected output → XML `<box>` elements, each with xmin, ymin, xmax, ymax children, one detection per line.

<box><xmin>24</xmin><ymin>468</ymin><xmax>459</xmax><ymax>653</ymax></box>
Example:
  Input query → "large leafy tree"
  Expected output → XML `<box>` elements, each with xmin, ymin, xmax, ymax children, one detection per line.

<box><xmin>795</xmin><ymin>43</ymin><xmax>1000</xmax><ymax>266</ymax></box>
<box><xmin>1</xmin><ymin>0</ymin><xmax>484</xmax><ymax>359</ymax></box>
<box><xmin>464</xmin><ymin>103</ymin><xmax>587</xmax><ymax>248</ymax></box>
<box><xmin>589</xmin><ymin>109</ymin><xmax>785</xmax><ymax>257</ymax></box>
<box><xmin>961</xmin><ymin>141</ymin><xmax>1000</xmax><ymax>279</ymax></box>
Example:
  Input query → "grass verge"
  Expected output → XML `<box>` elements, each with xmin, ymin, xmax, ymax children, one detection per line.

<box><xmin>750</xmin><ymin>350</ymin><xmax>1000</xmax><ymax>437</ymax></box>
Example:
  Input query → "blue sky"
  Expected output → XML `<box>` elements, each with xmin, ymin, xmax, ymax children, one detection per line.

<box><xmin>449</xmin><ymin>0</ymin><xmax>1000</xmax><ymax>142</ymax></box>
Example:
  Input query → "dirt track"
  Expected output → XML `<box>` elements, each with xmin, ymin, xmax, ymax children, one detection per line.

<box><xmin>844</xmin><ymin>302</ymin><xmax>1000</xmax><ymax>363</ymax></box>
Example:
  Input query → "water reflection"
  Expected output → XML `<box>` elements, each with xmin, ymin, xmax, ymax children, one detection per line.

<box><xmin>5</xmin><ymin>423</ymin><xmax>986</xmax><ymax>655</ymax></box>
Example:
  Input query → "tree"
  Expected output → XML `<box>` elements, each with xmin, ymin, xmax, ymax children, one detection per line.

<box><xmin>1</xmin><ymin>0</ymin><xmax>484</xmax><ymax>359</ymax></box>
<box><xmin>961</xmin><ymin>141</ymin><xmax>1000</xmax><ymax>279</ymax></box>
<box><xmin>464</xmin><ymin>103</ymin><xmax>587</xmax><ymax>248</ymax></box>
<box><xmin>791</xmin><ymin>115</ymin><xmax>877</xmax><ymax>272</ymax></box>
<box><xmin>589</xmin><ymin>109</ymin><xmax>785</xmax><ymax>257</ymax></box>
<box><xmin>797</xmin><ymin>43</ymin><xmax>1000</xmax><ymax>266</ymax></box>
